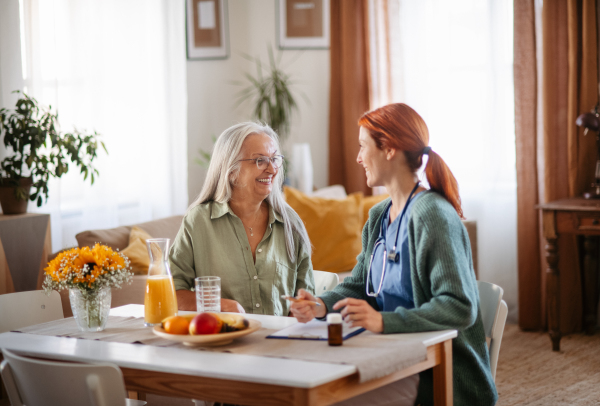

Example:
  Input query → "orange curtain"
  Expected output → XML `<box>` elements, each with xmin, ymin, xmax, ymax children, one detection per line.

<box><xmin>515</xmin><ymin>0</ymin><xmax>598</xmax><ymax>332</ymax></box>
<box><xmin>328</xmin><ymin>0</ymin><xmax>371</xmax><ymax>195</ymax></box>
<box><xmin>514</xmin><ymin>0</ymin><xmax>541</xmax><ymax>330</ymax></box>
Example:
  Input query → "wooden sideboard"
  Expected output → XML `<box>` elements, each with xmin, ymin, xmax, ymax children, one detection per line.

<box><xmin>538</xmin><ymin>198</ymin><xmax>600</xmax><ymax>351</ymax></box>
<box><xmin>0</xmin><ymin>213</ymin><xmax>52</xmax><ymax>294</ymax></box>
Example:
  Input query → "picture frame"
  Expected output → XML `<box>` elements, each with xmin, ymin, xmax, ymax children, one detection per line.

<box><xmin>186</xmin><ymin>0</ymin><xmax>229</xmax><ymax>60</ymax></box>
<box><xmin>277</xmin><ymin>0</ymin><xmax>330</xmax><ymax>49</ymax></box>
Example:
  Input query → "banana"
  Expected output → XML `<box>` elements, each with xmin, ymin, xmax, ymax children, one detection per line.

<box><xmin>217</xmin><ymin>313</ymin><xmax>249</xmax><ymax>332</ymax></box>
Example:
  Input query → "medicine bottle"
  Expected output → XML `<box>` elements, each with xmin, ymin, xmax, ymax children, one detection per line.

<box><xmin>327</xmin><ymin>313</ymin><xmax>343</xmax><ymax>346</ymax></box>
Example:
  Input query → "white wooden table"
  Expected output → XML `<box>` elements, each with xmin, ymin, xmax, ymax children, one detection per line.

<box><xmin>0</xmin><ymin>305</ymin><xmax>457</xmax><ymax>405</ymax></box>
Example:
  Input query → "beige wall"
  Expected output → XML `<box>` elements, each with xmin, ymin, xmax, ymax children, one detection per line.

<box><xmin>186</xmin><ymin>0</ymin><xmax>330</xmax><ymax>203</ymax></box>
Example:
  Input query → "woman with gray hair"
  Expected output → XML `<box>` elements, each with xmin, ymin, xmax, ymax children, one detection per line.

<box><xmin>169</xmin><ymin>122</ymin><xmax>315</xmax><ymax>315</ymax></box>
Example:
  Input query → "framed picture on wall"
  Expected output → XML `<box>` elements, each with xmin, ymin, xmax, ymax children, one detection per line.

<box><xmin>277</xmin><ymin>0</ymin><xmax>330</xmax><ymax>49</ymax></box>
<box><xmin>186</xmin><ymin>0</ymin><xmax>229</xmax><ymax>60</ymax></box>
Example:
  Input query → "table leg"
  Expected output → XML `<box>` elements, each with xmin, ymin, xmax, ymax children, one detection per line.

<box><xmin>433</xmin><ymin>339</ymin><xmax>452</xmax><ymax>406</ymax></box>
<box><xmin>583</xmin><ymin>236</ymin><xmax>599</xmax><ymax>335</ymax></box>
<box><xmin>545</xmin><ymin>237</ymin><xmax>561</xmax><ymax>351</ymax></box>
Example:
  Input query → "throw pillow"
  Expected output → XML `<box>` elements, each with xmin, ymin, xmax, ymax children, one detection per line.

<box><xmin>362</xmin><ymin>193</ymin><xmax>390</xmax><ymax>227</ymax></box>
<box><xmin>121</xmin><ymin>226</ymin><xmax>153</xmax><ymax>275</ymax></box>
<box><xmin>284</xmin><ymin>186</ymin><xmax>363</xmax><ymax>273</ymax></box>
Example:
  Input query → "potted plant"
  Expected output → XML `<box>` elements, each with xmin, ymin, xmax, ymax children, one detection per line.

<box><xmin>195</xmin><ymin>49</ymin><xmax>304</xmax><ymax>169</ymax></box>
<box><xmin>235</xmin><ymin>47</ymin><xmax>303</xmax><ymax>143</ymax></box>
<box><xmin>0</xmin><ymin>91</ymin><xmax>106</xmax><ymax>214</ymax></box>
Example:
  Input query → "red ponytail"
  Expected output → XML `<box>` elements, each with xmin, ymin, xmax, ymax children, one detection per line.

<box><xmin>358</xmin><ymin>103</ymin><xmax>463</xmax><ymax>218</ymax></box>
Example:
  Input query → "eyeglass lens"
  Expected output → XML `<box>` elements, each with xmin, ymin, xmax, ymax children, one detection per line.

<box><xmin>256</xmin><ymin>156</ymin><xmax>283</xmax><ymax>169</ymax></box>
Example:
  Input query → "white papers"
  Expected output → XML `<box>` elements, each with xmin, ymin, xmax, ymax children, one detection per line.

<box><xmin>268</xmin><ymin>319</ymin><xmax>364</xmax><ymax>340</ymax></box>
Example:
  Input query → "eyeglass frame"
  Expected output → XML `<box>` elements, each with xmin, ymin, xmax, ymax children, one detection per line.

<box><xmin>238</xmin><ymin>155</ymin><xmax>285</xmax><ymax>170</ymax></box>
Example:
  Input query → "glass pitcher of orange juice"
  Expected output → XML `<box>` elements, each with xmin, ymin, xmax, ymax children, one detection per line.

<box><xmin>144</xmin><ymin>238</ymin><xmax>178</xmax><ymax>326</ymax></box>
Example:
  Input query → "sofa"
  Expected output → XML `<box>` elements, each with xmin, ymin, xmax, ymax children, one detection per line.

<box><xmin>57</xmin><ymin>187</ymin><xmax>478</xmax><ymax>316</ymax></box>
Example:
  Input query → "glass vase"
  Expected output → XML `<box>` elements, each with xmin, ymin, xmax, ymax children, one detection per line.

<box><xmin>69</xmin><ymin>286</ymin><xmax>111</xmax><ymax>332</ymax></box>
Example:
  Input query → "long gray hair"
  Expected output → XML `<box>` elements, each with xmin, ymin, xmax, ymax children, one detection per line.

<box><xmin>190</xmin><ymin>122</ymin><xmax>311</xmax><ymax>262</ymax></box>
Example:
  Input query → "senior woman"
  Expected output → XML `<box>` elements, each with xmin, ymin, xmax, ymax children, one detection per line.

<box><xmin>290</xmin><ymin>104</ymin><xmax>497</xmax><ymax>406</ymax></box>
<box><xmin>170</xmin><ymin>122</ymin><xmax>314</xmax><ymax>316</ymax></box>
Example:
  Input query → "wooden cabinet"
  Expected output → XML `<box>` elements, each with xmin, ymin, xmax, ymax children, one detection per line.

<box><xmin>0</xmin><ymin>213</ymin><xmax>52</xmax><ymax>294</ymax></box>
<box><xmin>538</xmin><ymin>198</ymin><xmax>600</xmax><ymax>351</ymax></box>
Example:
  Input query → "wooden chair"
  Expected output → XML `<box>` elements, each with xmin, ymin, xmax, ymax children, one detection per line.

<box><xmin>1</xmin><ymin>348</ymin><xmax>146</xmax><ymax>406</ymax></box>
<box><xmin>0</xmin><ymin>290</ymin><xmax>64</xmax><ymax>334</ymax></box>
<box><xmin>477</xmin><ymin>280</ymin><xmax>508</xmax><ymax>381</ymax></box>
<box><xmin>313</xmin><ymin>270</ymin><xmax>340</xmax><ymax>294</ymax></box>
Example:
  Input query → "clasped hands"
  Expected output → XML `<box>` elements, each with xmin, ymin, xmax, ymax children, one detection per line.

<box><xmin>289</xmin><ymin>289</ymin><xmax>383</xmax><ymax>333</ymax></box>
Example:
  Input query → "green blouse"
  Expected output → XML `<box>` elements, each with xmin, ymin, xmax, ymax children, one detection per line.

<box><xmin>169</xmin><ymin>201</ymin><xmax>315</xmax><ymax>316</ymax></box>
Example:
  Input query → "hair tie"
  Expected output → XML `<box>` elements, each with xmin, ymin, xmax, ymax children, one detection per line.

<box><xmin>422</xmin><ymin>146</ymin><xmax>431</xmax><ymax>155</ymax></box>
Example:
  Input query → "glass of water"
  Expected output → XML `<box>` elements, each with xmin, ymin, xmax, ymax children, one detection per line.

<box><xmin>195</xmin><ymin>276</ymin><xmax>221</xmax><ymax>312</ymax></box>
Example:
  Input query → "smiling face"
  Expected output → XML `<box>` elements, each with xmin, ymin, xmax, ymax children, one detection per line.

<box><xmin>356</xmin><ymin>127</ymin><xmax>391</xmax><ymax>188</ymax></box>
<box><xmin>233</xmin><ymin>133</ymin><xmax>279</xmax><ymax>201</ymax></box>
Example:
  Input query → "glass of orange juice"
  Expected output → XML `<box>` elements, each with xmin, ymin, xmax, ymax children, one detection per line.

<box><xmin>144</xmin><ymin>238</ymin><xmax>178</xmax><ymax>326</ymax></box>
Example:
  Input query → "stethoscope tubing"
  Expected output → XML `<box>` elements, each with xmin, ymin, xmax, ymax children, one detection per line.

<box><xmin>366</xmin><ymin>182</ymin><xmax>421</xmax><ymax>298</ymax></box>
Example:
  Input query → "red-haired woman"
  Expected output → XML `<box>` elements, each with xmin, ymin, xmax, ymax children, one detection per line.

<box><xmin>290</xmin><ymin>104</ymin><xmax>498</xmax><ymax>405</ymax></box>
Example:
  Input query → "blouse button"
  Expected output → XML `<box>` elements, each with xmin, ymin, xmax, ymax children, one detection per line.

<box><xmin>253</xmin><ymin>276</ymin><xmax>258</xmax><ymax>280</ymax></box>
<box><xmin>255</xmin><ymin>303</ymin><xmax>261</xmax><ymax>308</ymax></box>
<box><xmin>258</xmin><ymin>248</ymin><xmax>263</xmax><ymax>253</ymax></box>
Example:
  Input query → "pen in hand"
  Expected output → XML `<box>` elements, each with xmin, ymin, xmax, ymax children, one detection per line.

<box><xmin>281</xmin><ymin>295</ymin><xmax>322</xmax><ymax>306</ymax></box>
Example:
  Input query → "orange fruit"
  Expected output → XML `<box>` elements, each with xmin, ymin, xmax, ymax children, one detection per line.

<box><xmin>163</xmin><ymin>315</ymin><xmax>190</xmax><ymax>335</ymax></box>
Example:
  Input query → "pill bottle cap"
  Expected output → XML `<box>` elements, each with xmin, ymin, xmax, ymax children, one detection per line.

<box><xmin>327</xmin><ymin>313</ymin><xmax>342</xmax><ymax>324</ymax></box>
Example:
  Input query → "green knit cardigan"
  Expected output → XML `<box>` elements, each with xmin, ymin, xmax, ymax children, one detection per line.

<box><xmin>319</xmin><ymin>191</ymin><xmax>498</xmax><ymax>406</ymax></box>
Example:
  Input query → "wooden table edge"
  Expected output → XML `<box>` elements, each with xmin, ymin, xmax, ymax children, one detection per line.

<box><xmin>120</xmin><ymin>339</ymin><xmax>453</xmax><ymax>406</ymax></box>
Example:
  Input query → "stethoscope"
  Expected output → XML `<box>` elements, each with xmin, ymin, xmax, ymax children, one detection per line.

<box><xmin>366</xmin><ymin>182</ymin><xmax>420</xmax><ymax>298</ymax></box>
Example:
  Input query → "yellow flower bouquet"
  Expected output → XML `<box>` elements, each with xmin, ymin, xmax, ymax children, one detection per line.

<box><xmin>43</xmin><ymin>243</ymin><xmax>133</xmax><ymax>331</ymax></box>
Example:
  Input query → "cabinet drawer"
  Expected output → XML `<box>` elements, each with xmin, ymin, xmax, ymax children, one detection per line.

<box><xmin>556</xmin><ymin>212</ymin><xmax>600</xmax><ymax>233</ymax></box>
<box><xmin>575</xmin><ymin>214</ymin><xmax>600</xmax><ymax>231</ymax></box>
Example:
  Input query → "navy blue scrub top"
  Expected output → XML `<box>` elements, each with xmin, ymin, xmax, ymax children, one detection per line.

<box><xmin>370</xmin><ymin>192</ymin><xmax>424</xmax><ymax>311</ymax></box>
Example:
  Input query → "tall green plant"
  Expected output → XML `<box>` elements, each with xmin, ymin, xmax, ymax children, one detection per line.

<box><xmin>235</xmin><ymin>48</ymin><xmax>301</xmax><ymax>141</ymax></box>
<box><xmin>0</xmin><ymin>91</ymin><xmax>106</xmax><ymax>206</ymax></box>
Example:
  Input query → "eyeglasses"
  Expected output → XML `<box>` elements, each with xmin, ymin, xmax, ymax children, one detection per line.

<box><xmin>238</xmin><ymin>155</ymin><xmax>284</xmax><ymax>170</ymax></box>
<box><xmin>366</xmin><ymin>239</ymin><xmax>387</xmax><ymax>297</ymax></box>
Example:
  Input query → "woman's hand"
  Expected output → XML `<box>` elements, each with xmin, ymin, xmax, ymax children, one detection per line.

<box><xmin>289</xmin><ymin>289</ymin><xmax>327</xmax><ymax>322</ymax></box>
<box><xmin>333</xmin><ymin>298</ymin><xmax>384</xmax><ymax>333</ymax></box>
<box><xmin>221</xmin><ymin>298</ymin><xmax>246</xmax><ymax>313</ymax></box>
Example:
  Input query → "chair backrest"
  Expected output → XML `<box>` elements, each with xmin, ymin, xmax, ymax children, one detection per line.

<box><xmin>313</xmin><ymin>270</ymin><xmax>340</xmax><ymax>294</ymax></box>
<box><xmin>0</xmin><ymin>290</ymin><xmax>64</xmax><ymax>333</ymax></box>
<box><xmin>1</xmin><ymin>348</ymin><xmax>128</xmax><ymax>406</ymax></box>
<box><xmin>477</xmin><ymin>280</ymin><xmax>508</xmax><ymax>382</ymax></box>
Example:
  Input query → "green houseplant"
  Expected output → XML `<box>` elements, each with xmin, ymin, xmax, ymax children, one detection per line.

<box><xmin>0</xmin><ymin>91</ymin><xmax>106</xmax><ymax>214</ymax></box>
<box><xmin>196</xmin><ymin>49</ymin><xmax>302</xmax><ymax>167</ymax></box>
<box><xmin>235</xmin><ymin>48</ymin><xmax>302</xmax><ymax>142</ymax></box>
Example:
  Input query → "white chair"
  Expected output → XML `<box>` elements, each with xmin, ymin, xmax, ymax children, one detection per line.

<box><xmin>0</xmin><ymin>290</ymin><xmax>64</xmax><ymax>333</ymax></box>
<box><xmin>313</xmin><ymin>270</ymin><xmax>340</xmax><ymax>294</ymax></box>
<box><xmin>477</xmin><ymin>280</ymin><xmax>508</xmax><ymax>381</ymax></box>
<box><xmin>1</xmin><ymin>349</ymin><xmax>146</xmax><ymax>406</ymax></box>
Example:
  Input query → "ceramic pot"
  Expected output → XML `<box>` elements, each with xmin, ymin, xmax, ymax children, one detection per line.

<box><xmin>0</xmin><ymin>177</ymin><xmax>33</xmax><ymax>215</ymax></box>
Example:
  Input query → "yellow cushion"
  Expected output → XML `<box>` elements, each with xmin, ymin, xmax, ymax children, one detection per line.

<box><xmin>363</xmin><ymin>194</ymin><xmax>389</xmax><ymax>226</ymax></box>
<box><xmin>284</xmin><ymin>186</ymin><xmax>363</xmax><ymax>273</ymax></box>
<box><xmin>121</xmin><ymin>226</ymin><xmax>153</xmax><ymax>275</ymax></box>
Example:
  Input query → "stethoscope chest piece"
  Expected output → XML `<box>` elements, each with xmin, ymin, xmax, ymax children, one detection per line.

<box><xmin>387</xmin><ymin>248</ymin><xmax>400</xmax><ymax>263</ymax></box>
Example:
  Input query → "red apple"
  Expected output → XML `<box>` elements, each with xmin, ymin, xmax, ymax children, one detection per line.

<box><xmin>189</xmin><ymin>313</ymin><xmax>223</xmax><ymax>335</ymax></box>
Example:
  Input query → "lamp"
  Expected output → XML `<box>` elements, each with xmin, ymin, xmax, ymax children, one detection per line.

<box><xmin>576</xmin><ymin>105</ymin><xmax>600</xmax><ymax>199</ymax></box>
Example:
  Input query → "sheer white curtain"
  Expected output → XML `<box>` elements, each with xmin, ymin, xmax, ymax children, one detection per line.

<box><xmin>379</xmin><ymin>0</ymin><xmax>518</xmax><ymax>321</ymax></box>
<box><xmin>21</xmin><ymin>0</ymin><xmax>188</xmax><ymax>252</ymax></box>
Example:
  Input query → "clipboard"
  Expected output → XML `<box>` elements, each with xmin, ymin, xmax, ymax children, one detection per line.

<box><xmin>266</xmin><ymin>319</ymin><xmax>365</xmax><ymax>341</ymax></box>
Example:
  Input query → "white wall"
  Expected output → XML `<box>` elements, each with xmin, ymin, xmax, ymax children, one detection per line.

<box><xmin>186</xmin><ymin>0</ymin><xmax>330</xmax><ymax>202</ymax></box>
